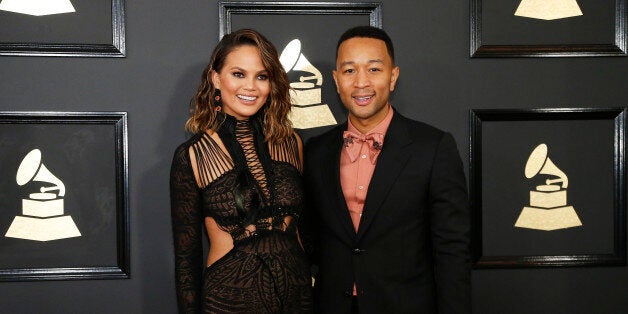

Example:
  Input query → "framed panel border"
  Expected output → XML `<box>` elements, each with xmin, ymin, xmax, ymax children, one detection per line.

<box><xmin>470</xmin><ymin>108</ymin><xmax>626</xmax><ymax>268</ymax></box>
<box><xmin>470</xmin><ymin>0</ymin><xmax>627</xmax><ymax>57</ymax></box>
<box><xmin>218</xmin><ymin>1</ymin><xmax>382</xmax><ymax>39</ymax></box>
<box><xmin>0</xmin><ymin>111</ymin><xmax>129</xmax><ymax>281</ymax></box>
<box><xmin>0</xmin><ymin>0</ymin><xmax>126</xmax><ymax>57</ymax></box>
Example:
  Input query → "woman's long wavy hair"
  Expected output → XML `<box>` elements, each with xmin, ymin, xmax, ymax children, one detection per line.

<box><xmin>185</xmin><ymin>29</ymin><xmax>294</xmax><ymax>143</ymax></box>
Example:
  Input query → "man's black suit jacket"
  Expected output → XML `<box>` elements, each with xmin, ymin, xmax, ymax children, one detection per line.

<box><xmin>302</xmin><ymin>111</ymin><xmax>471</xmax><ymax>314</ymax></box>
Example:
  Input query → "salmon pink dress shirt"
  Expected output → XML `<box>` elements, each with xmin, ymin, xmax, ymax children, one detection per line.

<box><xmin>340</xmin><ymin>106</ymin><xmax>393</xmax><ymax>231</ymax></box>
<box><xmin>340</xmin><ymin>106</ymin><xmax>394</xmax><ymax>295</ymax></box>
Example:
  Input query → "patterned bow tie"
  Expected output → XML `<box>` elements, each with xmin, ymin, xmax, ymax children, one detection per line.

<box><xmin>343</xmin><ymin>131</ymin><xmax>384</xmax><ymax>163</ymax></box>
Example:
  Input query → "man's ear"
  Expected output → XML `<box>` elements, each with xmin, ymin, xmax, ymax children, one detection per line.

<box><xmin>389</xmin><ymin>66</ymin><xmax>400</xmax><ymax>92</ymax></box>
<box><xmin>332</xmin><ymin>70</ymin><xmax>339</xmax><ymax>93</ymax></box>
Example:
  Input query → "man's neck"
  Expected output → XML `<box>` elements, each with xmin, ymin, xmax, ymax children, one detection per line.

<box><xmin>348</xmin><ymin>104</ymin><xmax>391</xmax><ymax>134</ymax></box>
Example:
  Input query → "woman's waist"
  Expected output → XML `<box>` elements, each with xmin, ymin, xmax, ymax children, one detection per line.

<box><xmin>206</xmin><ymin>229</ymin><xmax>302</xmax><ymax>267</ymax></box>
<box><xmin>232</xmin><ymin>228</ymin><xmax>300</xmax><ymax>253</ymax></box>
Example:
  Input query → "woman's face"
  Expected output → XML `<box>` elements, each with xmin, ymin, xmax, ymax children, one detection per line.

<box><xmin>211</xmin><ymin>45</ymin><xmax>271</xmax><ymax>120</ymax></box>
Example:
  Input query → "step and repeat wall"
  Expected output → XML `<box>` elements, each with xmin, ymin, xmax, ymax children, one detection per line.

<box><xmin>0</xmin><ymin>0</ymin><xmax>626</xmax><ymax>313</ymax></box>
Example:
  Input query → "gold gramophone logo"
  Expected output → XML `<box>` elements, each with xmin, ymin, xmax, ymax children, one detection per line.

<box><xmin>515</xmin><ymin>0</ymin><xmax>582</xmax><ymax>20</ymax></box>
<box><xmin>514</xmin><ymin>143</ymin><xmax>582</xmax><ymax>231</ymax></box>
<box><xmin>5</xmin><ymin>148</ymin><xmax>81</xmax><ymax>241</ymax></box>
<box><xmin>279</xmin><ymin>39</ymin><xmax>337</xmax><ymax>129</ymax></box>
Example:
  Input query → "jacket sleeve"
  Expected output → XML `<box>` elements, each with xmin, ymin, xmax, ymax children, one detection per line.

<box><xmin>299</xmin><ymin>138</ymin><xmax>320</xmax><ymax>264</ymax></box>
<box><xmin>428</xmin><ymin>132</ymin><xmax>471</xmax><ymax>314</ymax></box>
<box><xmin>170</xmin><ymin>145</ymin><xmax>204</xmax><ymax>313</ymax></box>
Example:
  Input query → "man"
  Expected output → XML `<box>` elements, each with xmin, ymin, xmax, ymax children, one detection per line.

<box><xmin>302</xmin><ymin>26</ymin><xmax>470</xmax><ymax>314</ymax></box>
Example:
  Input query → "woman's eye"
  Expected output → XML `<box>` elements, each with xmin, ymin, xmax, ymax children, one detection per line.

<box><xmin>233</xmin><ymin>72</ymin><xmax>244</xmax><ymax>78</ymax></box>
<box><xmin>257</xmin><ymin>74</ymin><xmax>269</xmax><ymax>80</ymax></box>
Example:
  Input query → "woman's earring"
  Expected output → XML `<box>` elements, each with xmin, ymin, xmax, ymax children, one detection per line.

<box><xmin>214</xmin><ymin>90</ymin><xmax>222</xmax><ymax>112</ymax></box>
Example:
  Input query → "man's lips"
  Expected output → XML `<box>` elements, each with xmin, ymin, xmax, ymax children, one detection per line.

<box><xmin>352</xmin><ymin>95</ymin><xmax>374</xmax><ymax>105</ymax></box>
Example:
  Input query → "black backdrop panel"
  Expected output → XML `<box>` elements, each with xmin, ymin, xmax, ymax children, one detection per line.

<box><xmin>0</xmin><ymin>0</ymin><xmax>112</xmax><ymax>45</ymax></box>
<box><xmin>482</xmin><ymin>0</ymin><xmax>615</xmax><ymax>45</ymax></box>
<box><xmin>0</xmin><ymin>112</ymin><xmax>128</xmax><ymax>281</ymax></box>
<box><xmin>481</xmin><ymin>119</ymin><xmax>615</xmax><ymax>256</ymax></box>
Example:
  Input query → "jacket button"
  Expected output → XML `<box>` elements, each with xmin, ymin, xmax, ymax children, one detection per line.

<box><xmin>352</xmin><ymin>248</ymin><xmax>362</xmax><ymax>255</ymax></box>
<box><xmin>344</xmin><ymin>290</ymin><xmax>352</xmax><ymax>297</ymax></box>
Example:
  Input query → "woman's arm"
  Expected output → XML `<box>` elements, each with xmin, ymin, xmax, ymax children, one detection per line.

<box><xmin>170</xmin><ymin>145</ymin><xmax>204</xmax><ymax>313</ymax></box>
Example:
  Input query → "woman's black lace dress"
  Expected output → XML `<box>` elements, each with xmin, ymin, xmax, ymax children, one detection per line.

<box><xmin>170</xmin><ymin>113</ymin><xmax>312</xmax><ymax>313</ymax></box>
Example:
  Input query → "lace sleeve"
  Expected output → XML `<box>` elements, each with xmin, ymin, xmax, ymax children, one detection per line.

<box><xmin>170</xmin><ymin>144</ymin><xmax>203</xmax><ymax>313</ymax></box>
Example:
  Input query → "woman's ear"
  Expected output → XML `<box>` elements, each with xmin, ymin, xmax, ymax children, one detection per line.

<box><xmin>211</xmin><ymin>70</ymin><xmax>221</xmax><ymax>89</ymax></box>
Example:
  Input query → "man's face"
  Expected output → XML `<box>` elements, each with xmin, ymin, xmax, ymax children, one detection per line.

<box><xmin>333</xmin><ymin>37</ymin><xmax>399</xmax><ymax>131</ymax></box>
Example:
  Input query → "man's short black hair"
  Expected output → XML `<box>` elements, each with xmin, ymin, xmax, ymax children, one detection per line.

<box><xmin>336</xmin><ymin>26</ymin><xmax>395</xmax><ymax>63</ymax></box>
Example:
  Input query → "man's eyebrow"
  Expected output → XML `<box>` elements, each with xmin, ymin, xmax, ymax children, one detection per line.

<box><xmin>338</xmin><ymin>59</ymin><xmax>384</xmax><ymax>67</ymax></box>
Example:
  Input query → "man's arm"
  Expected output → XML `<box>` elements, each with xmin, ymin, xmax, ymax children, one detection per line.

<box><xmin>428</xmin><ymin>132</ymin><xmax>471</xmax><ymax>314</ymax></box>
<box><xmin>299</xmin><ymin>139</ymin><xmax>320</xmax><ymax>264</ymax></box>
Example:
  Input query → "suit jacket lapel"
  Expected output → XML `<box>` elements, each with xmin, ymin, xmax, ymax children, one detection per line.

<box><xmin>356</xmin><ymin>113</ymin><xmax>413</xmax><ymax>240</ymax></box>
<box><xmin>321</xmin><ymin>124</ymin><xmax>357</xmax><ymax>240</ymax></box>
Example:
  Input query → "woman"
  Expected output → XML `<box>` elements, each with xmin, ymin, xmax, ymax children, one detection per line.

<box><xmin>170</xmin><ymin>29</ymin><xmax>312</xmax><ymax>313</ymax></box>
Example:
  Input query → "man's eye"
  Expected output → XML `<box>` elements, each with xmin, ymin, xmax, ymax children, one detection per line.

<box><xmin>343</xmin><ymin>69</ymin><xmax>355</xmax><ymax>74</ymax></box>
<box><xmin>369</xmin><ymin>68</ymin><xmax>381</xmax><ymax>72</ymax></box>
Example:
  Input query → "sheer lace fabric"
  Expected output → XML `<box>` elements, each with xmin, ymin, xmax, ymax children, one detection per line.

<box><xmin>170</xmin><ymin>114</ymin><xmax>311</xmax><ymax>313</ymax></box>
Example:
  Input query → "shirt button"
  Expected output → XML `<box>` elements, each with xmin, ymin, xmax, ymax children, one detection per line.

<box><xmin>358</xmin><ymin>186</ymin><xmax>364</xmax><ymax>190</ymax></box>
<box><xmin>361</xmin><ymin>154</ymin><xmax>367</xmax><ymax>159</ymax></box>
